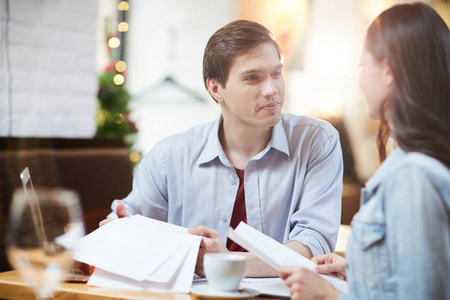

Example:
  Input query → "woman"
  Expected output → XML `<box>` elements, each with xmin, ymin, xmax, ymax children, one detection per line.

<box><xmin>280</xmin><ymin>2</ymin><xmax>450</xmax><ymax>300</ymax></box>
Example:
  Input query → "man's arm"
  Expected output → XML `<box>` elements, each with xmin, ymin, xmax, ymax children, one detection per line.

<box><xmin>101</xmin><ymin>146</ymin><xmax>170</xmax><ymax>227</ymax></box>
<box><xmin>189</xmin><ymin>226</ymin><xmax>312</xmax><ymax>277</ymax></box>
<box><xmin>189</xmin><ymin>225</ymin><xmax>276</xmax><ymax>278</ymax></box>
<box><xmin>288</xmin><ymin>126</ymin><xmax>343</xmax><ymax>256</ymax></box>
<box><xmin>241</xmin><ymin>240</ymin><xmax>312</xmax><ymax>277</ymax></box>
<box><xmin>285</xmin><ymin>240</ymin><xmax>313</xmax><ymax>259</ymax></box>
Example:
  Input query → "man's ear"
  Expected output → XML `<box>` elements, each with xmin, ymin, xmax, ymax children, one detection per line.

<box><xmin>206</xmin><ymin>78</ymin><xmax>223</xmax><ymax>102</ymax></box>
<box><xmin>382</xmin><ymin>58</ymin><xmax>394</xmax><ymax>87</ymax></box>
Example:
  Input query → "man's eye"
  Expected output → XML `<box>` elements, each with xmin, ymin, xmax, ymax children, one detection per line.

<box><xmin>245</xmin><ymin>76</ymin><xmax>257</xmax><ymax>81</ymax></box>
<box><xmin>272</xmin><ymin>71</ymin><xmax>282</xmax><ymax>78</ymax></box>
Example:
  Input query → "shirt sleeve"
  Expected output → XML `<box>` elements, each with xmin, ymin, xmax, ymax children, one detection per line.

<box><xmin>107</xmin><ymin>144</ymin><xmax>169</xmax><ymax>221</ymax></box>
<box><xmin>288</xmin><ymin>127</ymin><xmax>344</xmax><ymax>256</ymax></box>
<box><xmin>383</xmin><ymin>164</ymin><xmax>450</xmax><ymax>299</ymax></box>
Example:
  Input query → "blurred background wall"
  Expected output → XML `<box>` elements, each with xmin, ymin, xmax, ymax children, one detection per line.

<box><xmin>1</xmin><ymin>0</ymin><xmax>449</xmax><ymax>182</ymax></box>
<box><xmin>0</xmin><ymin>0</ymin><xmax>98</xmax><ymax>137</ymax></box>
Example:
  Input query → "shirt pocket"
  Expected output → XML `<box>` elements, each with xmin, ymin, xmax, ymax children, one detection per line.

<box><xmin>351</xmin><ymin>220</ymin><xmax>386</xmax><ymax>250</ymax></box>
<box><xmin>350</xmin><ymin>217</ymin><xmax>391</xmax><ymax>285</ymax></box>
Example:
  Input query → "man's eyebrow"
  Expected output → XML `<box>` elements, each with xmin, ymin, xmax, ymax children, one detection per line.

<box><xmin>239</xmin><ymin>69</ymin><xmax>262</xmax><ymax>76</ymax></box>
<box><xmin>238</xmin><ymin>63</ymin><xmax>284</xmax><ymax>76</ymax></box>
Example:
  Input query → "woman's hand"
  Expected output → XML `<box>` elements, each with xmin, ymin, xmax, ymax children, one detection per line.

<box><xmin>280</xmin><ymin>266</ymin><xmax>341</xmax><ymax>300</ymax></box>
<box><xmin>312</xmin><ymin>253</ymin><xmax>347</xmax><ymax>280</ymax></box>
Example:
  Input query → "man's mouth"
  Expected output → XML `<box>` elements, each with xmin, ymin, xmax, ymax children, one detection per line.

<box><xmin>260</xmin><ymin>102</ymin><xmax>280</xmax><ymax>111</ymax></box>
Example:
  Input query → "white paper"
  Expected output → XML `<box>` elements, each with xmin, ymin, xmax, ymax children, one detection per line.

<box><xmin>73</xmin><ymin>214</ymin><xmax>202</xmax><ymax>292</ymax></box>
<box><xmin>228</xmin><ymin>222</ymin><xmax>349</xmax><ymax>293</ymax></box>
<box><xmin>73</xmin><ymin>215</ymin><xmax>193</xmax><ymax>281</ymax></box>
<box><xmin>87</xmin><ymin>236</ymin><xmax>201</xmax><ymax>293</ymax></box>
<box><xmin>241</xmin><ymin>278</ymin><xmax>291</xmax><ymax>298</ymax></box>
<box><xmin>146</xmin><ymin>237</ymin><xmax>197</xmax><ymax>283</ymax></box>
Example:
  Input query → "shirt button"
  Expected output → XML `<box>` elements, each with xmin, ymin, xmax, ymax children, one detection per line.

<box><xmin>221</xmin><ymin>216</ymin><xmax>228</xmax><ymax>222</ymax></box>
<box><xmin>231</xmin><ymin>181</ymin><xmax>236</xmax><ymax>185</ymax></box>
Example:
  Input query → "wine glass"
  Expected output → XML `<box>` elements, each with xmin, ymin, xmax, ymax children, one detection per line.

<box><xmin>6</xmin><ymin>187</ymin><xmax>85</xmax><ymax>300</ymax></box>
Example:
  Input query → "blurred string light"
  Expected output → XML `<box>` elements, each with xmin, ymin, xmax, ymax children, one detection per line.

<box><xmin>107</xmin><ymin>1</ymin><xmax>129</xmax><ymax>86</ymax></box>
<box><xmin>99</xmin><ymin>0</ymin><xmax>139</xmax><ymax>165</ymax></box>
<box><xmin>113</xmin><ymin>74</ymin><xmax>125</xmax><ymax>85</ymax></box>
<box><xmin>108</xmin><ymin>36</ymin><xmax>120</xmax><ymax>48</ymax></box>
<box><xmin>129</xmin><ymin>152</ymin><xmax>142</xmax><ymax>163</ymax></box>
<box><xmin>118</xmin><ymin>22</ymin><xmax>129</xmax><ymax>32</ymax></box>
<box><xmin>114</xmin><ymin>112</ymin><xmax>124</xmax><ymax>124</ymax></box>
<box><xmin>118</xmin><ymin>1</ymin><xmax>129</xmax><ymax>11</ymax></box>
<box><xmin>115</xmin><ymin>61</ymin><xmax>126</xmax><ymax>72</ymax></box>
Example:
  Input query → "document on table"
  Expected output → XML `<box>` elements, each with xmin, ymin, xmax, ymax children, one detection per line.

<box><xmin>228</xmin><ymin>222</ymin><xmax>349</xmax><ymax>294</ymax></box>
<box><xmin>73</xmin><ymin>214</ymin><xmax>202</xmax><ymax>293</ymax></box>
<box><xmin>241</xmin><ymin>278</ymin><xmax>291</xmax><ymax>298</ymax></box>
<box><xmin>87</xmin><ymin>236</ymin><xmax>200</xmax><ymax>293</ymax></box>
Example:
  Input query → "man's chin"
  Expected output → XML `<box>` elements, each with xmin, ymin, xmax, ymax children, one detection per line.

<box><xmin>259</xmin><ymin>113</ymin><xmax>282</xmax><ymax>128</ymax></box>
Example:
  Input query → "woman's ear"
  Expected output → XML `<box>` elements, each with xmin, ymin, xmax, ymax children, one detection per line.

<box><xmin>382</xmin><ymin>58</ymin><xmax>394</xmax><ymax>87</ymax></box>
<box><xmin>206</xmin><ymin>78</ymin><xmax>223</xmax><ymax>103</ymax></box>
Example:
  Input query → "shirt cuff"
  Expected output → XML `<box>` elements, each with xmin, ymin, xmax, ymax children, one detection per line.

<box><xmin>288</xmin><ymin>230</ymin><xmax>333</xmax><ymax>257</ymax></box>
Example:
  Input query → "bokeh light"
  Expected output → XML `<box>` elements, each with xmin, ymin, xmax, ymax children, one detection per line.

<box><xmin>113</xmin><ymin>74</ymin><xmax>125</xmax><ymax>85</ymax></box>
<box><xmin>108</xmin><ymin>37</ymin><xmax>120</xmax><ymax>48</ymax></box>
<box><xmin>115</xmin><ymin>61</ymin><xmax>127</xmax><ymax>72</ymax></box>
<box><xmin>118</xmin><ymin>22</ymin><xmax>129</xmax><ymax>32</ymax></box>
<box><xmin>130</xmin><ymin>152</ymin><xmax>142</xmax><ymax>163</ymax></box>
<box><xmin>114</xmin><ymin>113</ymin><xmax>124</xmax><ymax>124</ymax></box>
<box><xmin>118</xmin><ymin>1</ymin><xmax>129</xmax><ymax>11</ymax></box>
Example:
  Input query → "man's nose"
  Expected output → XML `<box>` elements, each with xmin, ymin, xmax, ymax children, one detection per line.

<box><xmin>261</xmin><ymin>78</ymin><xmax>278</xmax><ymax>98</ymax></box>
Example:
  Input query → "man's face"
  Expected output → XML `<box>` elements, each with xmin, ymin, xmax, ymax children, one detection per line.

<box><xmin>216</xmin><ymin>42</ymin><xmax>285</xmax><ymax>130</ymax></box>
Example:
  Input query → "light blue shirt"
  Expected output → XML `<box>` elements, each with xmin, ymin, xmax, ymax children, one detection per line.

<box><xmin>109</xmin><ymin>113</ymin><xmax>343</xmax><ymax>256</ymax></box>
<box><xmin>340</xmin><ymin>148</ymin><xmax>450</xmax><ymax>300</ymax></box>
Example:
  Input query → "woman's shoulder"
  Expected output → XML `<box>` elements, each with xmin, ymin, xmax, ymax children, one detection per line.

<box><xmin>383</xmin><ymin>151</ymin><xmax>450</xmax><ymax>208</ymax></box>
<box><xmin>399</xmin><ymin>151</ymin><xmax>450</xmax><ymax>182</ymax></box>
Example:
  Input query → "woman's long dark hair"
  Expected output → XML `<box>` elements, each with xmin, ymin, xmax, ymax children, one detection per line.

<box><xmin>366</xmin><ymin>2</ymin><xmax>450</xmax><ymax>168</ymax></box>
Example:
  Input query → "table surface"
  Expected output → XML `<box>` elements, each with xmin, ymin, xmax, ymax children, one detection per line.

<box><xmin>0</xmin><ymin>270</ymin><xmax>289</xmax><ymax>300</ymax></box>
<box><xmin>0</xmin><ymin>225</ymin><xmax>351</xmax><ymax>299</ymax></box>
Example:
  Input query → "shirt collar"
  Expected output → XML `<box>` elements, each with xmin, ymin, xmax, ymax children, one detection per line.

<box><xmin>197</xmin><ymin>116</ymin><xmax>225</xmax><ymax>165</ymax></box>
<box><xmin>268</xmin><ymin>118</ymin><xmax>290</xmax><ymax>159</ymax></box>
<box><xmin>197</xmin><ymin>115</ymin><xmax>291</xmax><ymax>165</ymax></box>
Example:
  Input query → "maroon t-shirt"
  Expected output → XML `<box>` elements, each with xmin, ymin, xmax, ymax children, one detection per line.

<box><xmin>226</xmin><ymin>168</ymin><xmax>248</xmax><ymax>252</ymax></box>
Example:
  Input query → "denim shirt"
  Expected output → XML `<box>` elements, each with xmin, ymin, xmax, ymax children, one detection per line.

<box><xmin>339</xmin><ymin>148</ymin><xmax>450</xmax><ymax>300</ymax></box>
<box><xmin>109</xmin><ymin>113</ymin><xmax>343</xmax><ymax>256</ymax></box>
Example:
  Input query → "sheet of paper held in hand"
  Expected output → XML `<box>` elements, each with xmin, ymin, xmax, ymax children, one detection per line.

<box><xmin>228</xmin><ymin>222</ymin><xmax>349</xmax><ymax>294</ymax></box>
<box><xmin>73</xmin><ymin>214</ymin><xmax>202</xmax><ymax>293</ymax></box>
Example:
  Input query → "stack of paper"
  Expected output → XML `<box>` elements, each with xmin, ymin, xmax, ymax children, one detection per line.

<box><xmin>73</xmin><ymin>215</ymin><xmax>202</xmax><ymax>293</ymax></box>
<box><xmin>228</xmin><ymin>222</ymin><xmax>349</xmax><ymax>294</ymax></box>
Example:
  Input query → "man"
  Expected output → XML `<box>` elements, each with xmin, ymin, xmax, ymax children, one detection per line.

<box><xmin>101</xmin><ymin>20</ymin><xmax>343</xmax><ymax>277</ymax></box>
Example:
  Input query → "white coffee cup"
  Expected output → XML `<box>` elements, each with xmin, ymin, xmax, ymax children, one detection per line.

<box><xmin>203</xmin><ymin>253</ymin><xmax>247</xmax><ymax>292</ymax></box>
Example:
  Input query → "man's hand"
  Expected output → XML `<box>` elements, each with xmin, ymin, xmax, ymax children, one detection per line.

<box><xmin>188</xmin><ymin>225</ymin><xmax>229</xmax><ymax>277</ymax></box>
<box><xmin>312</xmin><ymin>253</ymin><xmax>347</xmax><ymax>280</ymax></box>
<box><xmin>98</xmin><ymin>202</ymin><xmax>127</xmax><ymax>227</ymax></box>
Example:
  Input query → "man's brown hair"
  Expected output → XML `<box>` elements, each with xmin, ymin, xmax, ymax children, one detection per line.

<box><xmin>202</xmin><ymin>20</ymin><xmax>282</xmax><ymax>102</ymax></box>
